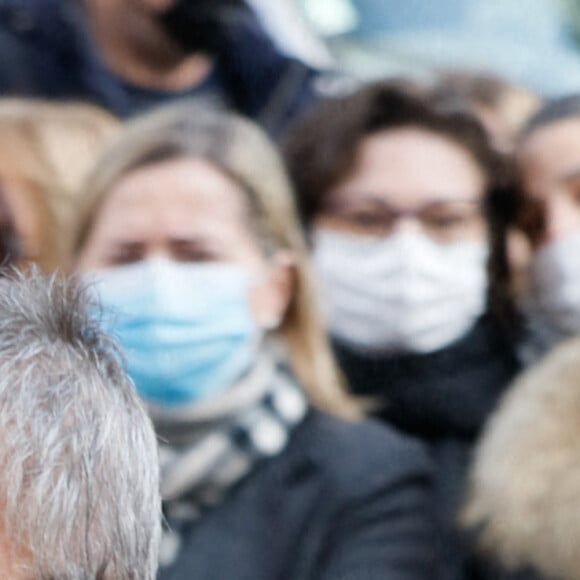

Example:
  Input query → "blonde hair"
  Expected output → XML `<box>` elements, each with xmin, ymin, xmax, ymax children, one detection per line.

<box><xmin>73</xmin><ymin>103</ymin><xmax>360</xmax><ymax>419</ymax></box>
<box><xmin>0</xmin><ymin>99</ymin><xmax>120</xmax><ymax>271</ymax></box>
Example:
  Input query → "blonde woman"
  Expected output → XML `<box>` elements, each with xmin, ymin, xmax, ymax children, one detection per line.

<box><xmin>72</xmin><ymin>103</ymin><xmax>435</xmax><ymax>580</ymax></box>
<box><xmin>0</xmin><ymin>99</ymin><xmax>119</xmax><ymax>271</ymax></box>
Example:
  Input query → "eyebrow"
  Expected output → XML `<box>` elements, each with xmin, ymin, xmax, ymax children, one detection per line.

<box><xmin>108</xmin><ymin>235</ymin><xmax>215</xmax><ymax>248</ymax></box>
<box><xmin>168</xmin><ymin>236</ymin><xmax>217</xmax><ymax>249</ymax></box>
<box><xmin>328</xmin><ymin>192</ymin><xmax>480</xmax><ymax>207</ymax></box>
<box><xmin>108</xmin><ymin>239</ymin><xmax>145</xmax><ymax>248</ymax></box>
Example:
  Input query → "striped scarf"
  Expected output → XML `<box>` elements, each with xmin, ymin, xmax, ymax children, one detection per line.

<box><xmin>152</xmin><ymin>356</ymin><xmax>308</xmax><ymax>568</ymax></box>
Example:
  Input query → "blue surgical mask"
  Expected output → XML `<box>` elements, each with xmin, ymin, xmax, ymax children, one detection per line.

<box><xmin>87</xmin><ymin>259</ymin><xmax>261</xmax><ymax>406</ymax></box>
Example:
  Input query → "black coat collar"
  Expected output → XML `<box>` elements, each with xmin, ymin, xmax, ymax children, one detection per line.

<box><xmin>335</xmin><ymin>316</ymin><xmax>520</xmax><ymax>440</ymax></box>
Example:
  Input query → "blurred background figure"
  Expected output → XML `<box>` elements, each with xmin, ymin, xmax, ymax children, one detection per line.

<box><xmin>242</xmin><ymin>0</ymin><xmax>332</xmax><ymax>69</ymax></box>
<box><xmin>0</xmin><ymin>0</ymin><xmax>321</xmax><ymax>135</ymax></box>
<box><xmin>0</xmin><ymin>99</ymin><xmax>119</xmax><ymax>272</ymax></box>
<box><xmin>283</xmin><ymin>81</ymin><xmax>522</xmax><ymax>580</ymax></box>
<box><xmin>71</xmin><ymin>103</ymin><xmax>435</xmax><ymax>580</ymax></box>
<box><xmin>431</xmin><ymin>71</ymin><xmax>541</xmax><ymax>153</ymax></box>
<box><xmin>514</xmin><ymin>95</ymin><xmax>580</xmax><ymax>362</ymax></box>
<box><xmin>464</xmin><ymin>335</ymin><xmax>580</xmax><ymax>580</ymax></box>
<box><xmin>0</xmin><ymin>269</ymin><xmax>161</xmax><ymax>579</ymax></box>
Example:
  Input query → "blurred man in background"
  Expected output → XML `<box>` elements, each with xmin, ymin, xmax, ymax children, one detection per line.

<box><xmin>0</xmin><ymin>0</ymin><xmax>318</xmax><ymax>134</ymax></box>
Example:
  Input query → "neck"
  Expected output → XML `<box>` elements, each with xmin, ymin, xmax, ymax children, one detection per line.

<box><xmin>85</xmin><ymin>1</ymin><xmax>214</xmax><ymax>92</ymax></box>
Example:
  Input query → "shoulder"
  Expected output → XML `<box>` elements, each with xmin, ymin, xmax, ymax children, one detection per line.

<box><xmin>0</xmin><ymin>0</ymin><xmax>81</xmax><ymax>92</ymax></box>
<box><xmin>290</xmin><ymin>409</ymin><xmax>431</xmax><ymax>496</ymax></box>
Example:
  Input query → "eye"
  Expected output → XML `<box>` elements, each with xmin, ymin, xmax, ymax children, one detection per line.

<box><xmin>108</xmin><ymin>243</ymin><xmax>145</xmax><ymax>266</ymax></box>
<box><xmin>423</xmin><ymin>202</ymin><xmax>481</xmax><ymax>231</ymax></box>
<box><xmin>425</xmin><ymin>213</ymin><xmax>469</xmax><ymax>229</ymax></box>
<box><xmin>170</xmin><ymin>239</ymin><xmax>218</xmax><ymax>263</ymax></box>
<box><xmin>349</xmin><ymin>210</ymin><xmax>385</xmax><ymax>226</ymax></box>
<box><xmin>318</xmin><ymin>199</ymin><xmax>395</xmax><ymax>236</ymax></box>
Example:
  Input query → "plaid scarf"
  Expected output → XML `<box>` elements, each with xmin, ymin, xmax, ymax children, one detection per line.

<box><xmin>154</xmin><ymin>356</ymin><xmax>308</xmax><ymax>568</ymax></box>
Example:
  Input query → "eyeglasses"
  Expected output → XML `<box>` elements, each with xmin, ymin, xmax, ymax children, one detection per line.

<box><xmin>317</xmin><ymin>198</ymin><xmax>486</xmax><ymax>242</ymax></box>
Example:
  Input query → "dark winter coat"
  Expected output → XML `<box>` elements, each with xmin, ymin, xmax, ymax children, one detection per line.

<box><xmin>334</xmin><ymin>316</ymin><xmax>522</xmax><ymax>580</ymax></box>
<box><xmin>159</xmin><ymin>408</ymin><xmax>435</xmax><ymax>580</ymax></box>
<box><xmin>0</xmin><ymin>0</ymin><xmax>317</xmax><ymax>135</ymax></box>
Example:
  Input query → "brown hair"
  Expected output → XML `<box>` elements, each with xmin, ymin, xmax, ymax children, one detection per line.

<box><xmin>283</xmin><ymin>80</ymin><xmax>519</xmax><ymax>330</ymax></box>
<box><xmin>73</xmin><ymin>102</ymin><xmax>361</xmax><ymax>419</ymax></box>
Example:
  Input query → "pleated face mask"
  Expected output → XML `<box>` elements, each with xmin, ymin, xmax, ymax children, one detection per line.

<box><xmin>525</xmin><ymin>230</ymin><xmax>580</xmax><ymax>337</ymax></box>
<box><xmin>87</xmin><ymin>258</ymin><xmax>261</xmax><ymax>406</ymax></box>
<box><xmin>312</xmin><ymin>229</ymin><xmax>489</xmax><ymax>354</ymax></box>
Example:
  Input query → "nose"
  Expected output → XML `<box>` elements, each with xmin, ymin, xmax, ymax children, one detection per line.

<box><xmin>148</xmin><ymin>249</ymin><xmax>173</xmax><ymax>261</ymax></box>
<box><xmin>392</xmin><ymin>215</ymin><xmax>422</xmax><ymax>235</ymax></box>
<box><xmin>542</xmin><ymin>195</ymin><xmax>580</xmax><ymax>244</ymax></box>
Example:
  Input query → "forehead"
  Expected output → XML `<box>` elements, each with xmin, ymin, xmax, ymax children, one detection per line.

<box><xmin>100</xmin><ymin>157</ymin><xmax>248</xmax><ymax>231</ymax></box>
<box><xmin>519</xmin><ymin>118</ymin><xmax>580</xmax><ymax>184</ymax></box>
<box><xmin>335</xmin><ymin>127</ymin><xmax>486</xmax><ymax>204</ymax></box>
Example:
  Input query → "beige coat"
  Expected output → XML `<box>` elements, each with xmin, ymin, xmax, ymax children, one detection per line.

<box><xmin>463</xmin><ymin>336</ymin><xmax>580</xmax><ymax>580</ymax></box>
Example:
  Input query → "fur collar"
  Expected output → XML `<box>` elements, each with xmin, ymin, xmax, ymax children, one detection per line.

<box><xmin>463</xmin><ymin>336</ymin><xmax>580</xmax><ymax>579</ymax></box>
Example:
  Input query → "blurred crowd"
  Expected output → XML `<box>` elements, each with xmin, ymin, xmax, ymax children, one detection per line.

<box><xmin>2</xmin><ymin>1</ymin><xmax>580</xmax><ymax>579</ymax></box>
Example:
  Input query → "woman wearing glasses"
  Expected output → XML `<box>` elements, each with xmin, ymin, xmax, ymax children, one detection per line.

<box><xmin>284</xmin><ymin>82</ymin><xmax>522</xmax><ymax>580</ymax></box>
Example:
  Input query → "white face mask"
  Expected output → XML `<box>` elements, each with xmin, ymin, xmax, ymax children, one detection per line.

<box><xmin>312</xmin><ymin>229</ymin><xmax>489</xmax><ymax>354</ymax></box>
<box><xmin>525</xmin><ymin>230</ymin><xmax>580</xmax><ymax>338</ymax></box>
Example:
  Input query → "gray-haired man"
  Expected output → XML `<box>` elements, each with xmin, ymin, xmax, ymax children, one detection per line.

<box><xmin>0</xmin><ymin>269</ymin><xmax>161</xmax><ymax>579</ymax></box>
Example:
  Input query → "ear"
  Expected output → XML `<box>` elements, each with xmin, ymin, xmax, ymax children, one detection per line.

<box><xmin>249</xmin><ymin>251</ymin><xmax>296</xmax><ymax>330</ymax></box>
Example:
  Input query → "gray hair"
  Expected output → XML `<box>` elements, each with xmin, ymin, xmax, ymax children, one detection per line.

<box><xmin>0</xmin><ymin>268</ymin><xmax>161</xmax><ymax>579</ymax></box>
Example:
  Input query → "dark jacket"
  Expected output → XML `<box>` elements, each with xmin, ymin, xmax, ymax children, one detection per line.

<box><xmin>159</xmin><ymin>408</ymin><xmax>435</xmax><ymax>580</ymax></box>
<box><xmin>0</xmin><ymin>0</ymin><xmax>317</xmax><ymax>135</ymax></box>
<box><xmin>334</xmin><ymin>316</ymin><xmax>522</xmax><ymax>580</ymax></box>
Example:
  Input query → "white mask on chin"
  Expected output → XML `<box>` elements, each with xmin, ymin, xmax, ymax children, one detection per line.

<box><xmin>312</xmin><ymin>229</ymin><xmax>489</xmax><ymax>355</ymax></box>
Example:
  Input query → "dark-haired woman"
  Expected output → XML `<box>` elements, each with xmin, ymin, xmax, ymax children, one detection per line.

<box><xmin>457</xmin><ymin>94</ymin><xmax>580</xmax><ymax>580</ymax></box>
<box><xmin>510</xmin><ymin>94</ymin><xmax>580</xmax><ymax>363</ymax></box>
<box><xmin>284</xmin><ymin>82</ymin><xmax>523</xmax><ymax>579</ymax></box>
